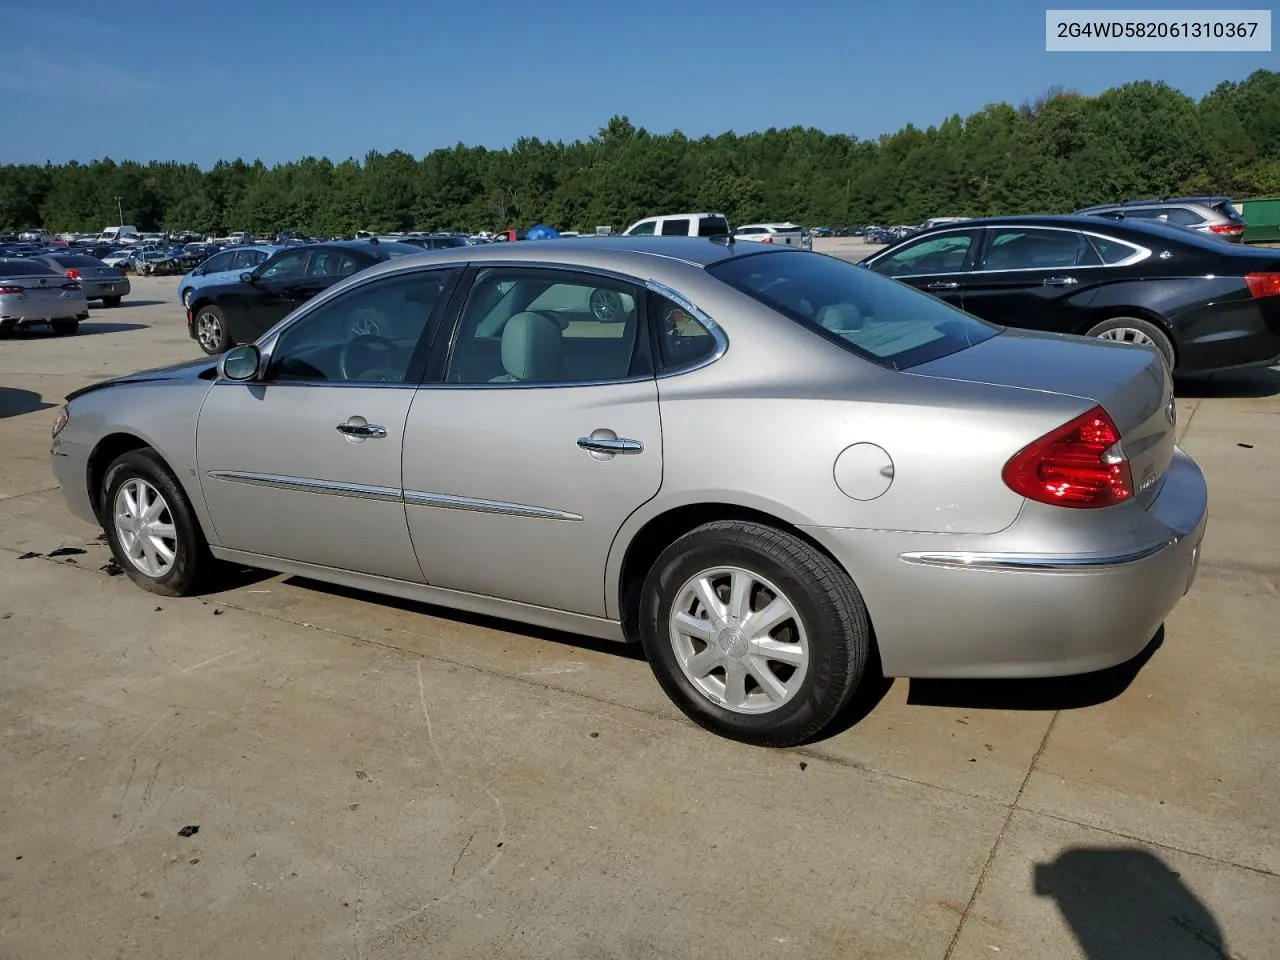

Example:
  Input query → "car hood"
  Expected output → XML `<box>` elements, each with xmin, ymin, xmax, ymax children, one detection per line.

<box><xmin>66</xmin><ymin>356</ymin><xmax>217</xmax><ymax>401</ymax></box>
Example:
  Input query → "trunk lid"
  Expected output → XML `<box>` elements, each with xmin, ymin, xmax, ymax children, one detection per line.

<box><xmin>911</xmin><ymin>328</ymin><xmax>1175</xmax><ymax>507</ymax></box>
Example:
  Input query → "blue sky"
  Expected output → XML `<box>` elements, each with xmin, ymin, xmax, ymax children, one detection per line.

<box><xmin>1</xmin><ymin>0</ymin><xmax>1273</xmax><ymax>166</ymax></box>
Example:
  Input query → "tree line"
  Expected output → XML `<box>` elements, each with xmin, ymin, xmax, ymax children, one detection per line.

<box><xmin>2</xmin><ymin>70</ymin><xmax>1277</xmax><ymax>236</ymax></box>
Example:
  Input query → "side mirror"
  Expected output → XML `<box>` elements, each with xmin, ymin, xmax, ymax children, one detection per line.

<box><xmin>240</xmin><ymin>271</ymin><xmax>256</xmax><ymax>283</ymax></box>
<box><xmin>191</xmin><ymin>267</ymin><xmax>203</xmax><ymax>276</ymax></box>
<box><xmin>219</xmin><ymin>344</ymin><xmax>261</xmax><ymax>382</ymax></box>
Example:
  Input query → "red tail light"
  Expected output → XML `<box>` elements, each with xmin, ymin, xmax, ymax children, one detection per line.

<box><xmin>1002</xmin><ymin>406</ymin><xmax>1132</xmax><ymax>508</ymax></box>
<box><xmin>1209</xmin><ymin>223</ymin><xmax>1245</xmax><ymax>235</ymax></box>
<box><xmin>1245</xmin><ymin>273</ymin><xmax>1280</xmax><ymax>299</ymax></box>
<box><xmin>64</xmin><ymin>268</ymin><xmax>81</xmax><ymax>279</ymax></box>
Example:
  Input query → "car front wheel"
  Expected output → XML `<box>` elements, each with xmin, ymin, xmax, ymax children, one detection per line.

<box><xmin>101</xmin><ymin>448</ymin><xmax>212</xmax><ymax>596</ymax></box>
<box><xmin>639</xmin><ymin>521</ymin><xmax>871</xmax><ymax>747</ymax></box>
<box><xmin>194</xmin><ymin>305</ymin><xmax>232</xmax><ymax>355</ymax></box>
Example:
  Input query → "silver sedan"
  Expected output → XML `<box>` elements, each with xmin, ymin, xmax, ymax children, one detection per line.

<box><xmin>50</xmin><ymin>238</ymin><xmax>1207</xmax><ymax>746</ymax></box>
<box><xmin>1</xmin><ymin>257</ymin><xmax>89</xmax><ymax>335</ymax></box>
<box><xmin>33</xmin><ymin>252</ymin><xmax>131</xmax><ymax>306</ymax></box>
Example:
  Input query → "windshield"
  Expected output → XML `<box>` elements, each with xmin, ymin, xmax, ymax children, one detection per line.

<box><xmin>708</xmin><ymin>251</ymin><xmax>1000</xmax><ymax>369</ymax></box>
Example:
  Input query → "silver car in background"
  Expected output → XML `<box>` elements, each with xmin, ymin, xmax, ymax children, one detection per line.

<box><xmin>33</xmin><ymin>252</ymin><xmax>130</xmax><ymax>307</ymax></box>
<box><xmin>0</xmin><ymin>257</ymin><xmax>89</xmax><ymax>335</ymax></box>
<box><xmin>50</xmin><ymin>238</ymin><xmax>1207</xmax><ymax>746</ymax></box>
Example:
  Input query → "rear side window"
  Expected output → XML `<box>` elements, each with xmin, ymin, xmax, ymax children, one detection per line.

<box><xmin>698</xmin><ymin>216</ymin><xmax>729</xmax><ymax>237</ymax></box>
<box><xmin>1164</xmin><ymin>207</ymin><xmax>1206</xmax><ymax>226</ymax></box>
<box><xmin>0</xmin><ymin>260</ymin><xmax>58</xmax><ymax>277</ymax></box>
<box><xmin>979</xmin><ymin>229</ymin><xmax>1099</xmax><ymax>270</ymax></box>
<box><xmin>709</xmin><ymin>251</ymin><xmax>999</xmax><ymax>370</ymax></box>
<box><xmin>1213</xmin><ymin>201</ymin><xmax>1245</xmax><ymax>222</ymax></box>
<box><xmin>660</xmin><ymin>219</ymin><xmax>690</xmax><ymax>236</ymax></box>
<box><xmin>652</xmin><ymin>295</ymin><xmax>719</xmax><ymax>371</ymax></box>
<box><xmin>627</xmin><ymin>220</ymin><xmax>656</xmax><ymax>236</ymax></box>
<box><xmin>1089</xmin><ymin>235</ymin><xmax>1144</xmax><ymax>265</ymax></box>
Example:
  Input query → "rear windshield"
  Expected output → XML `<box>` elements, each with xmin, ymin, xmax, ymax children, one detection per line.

<box><xmin>1212</xmin><ymin>201</ymin><xmax>1245</xmax><ymax>222</ymax></box>
<box><xmin>708</xmin><ymin>251</ymin><xmax>999</xmax><ymax>369</ymax></box>
<box><xmin>698</xmin><ymin>216</ymin><xmax>730</xmax><ymax>237</ymax></box>
<box><xmin>52</xmin><ymin>255</ymin><xmax>106</xmax><ymax>267</ymax></box>
<box><xmin>0</xmin><ymin>259</ymin><xmax>59</xmax><ymax>277</ymax></box>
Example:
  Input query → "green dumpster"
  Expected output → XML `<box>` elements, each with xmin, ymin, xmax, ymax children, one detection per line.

<box><xmin>1236</xmin><ymin>197</ymin><xmax>1280</xmax><ymax>243</ymax></box>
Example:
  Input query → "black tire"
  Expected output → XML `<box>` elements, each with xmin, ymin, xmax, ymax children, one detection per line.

<box><xmin>1086</xmin><ymin>316</ymin><xmax>1176</xmax><ymax>370</ymax></box>
<box><xmin>50</xmin><ymin>319</ymin><xmax>79</xmax><ymax>336</ymax></box>
<box><xmin>101</xmin><ymin>448</ymin><xmax>212</xmax><ymax>597</ymax></box>
<box><xmin>193</xmin><ymin>304</ymin><xmax>232</xmax><ymax>355</ymax></box>
<box><xmin>102</xmin><ymin>296</ymin><xmax>122</xmax><ymax>308</ymax></box>
<box><xmin>639</xmin><ymin>521</ymin><xmax>871</xmax><ymax>747</ymax></box>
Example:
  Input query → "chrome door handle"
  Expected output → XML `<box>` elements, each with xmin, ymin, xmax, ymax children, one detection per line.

<box><xmin>1042</xmin><ymin>276</ymin><xmax>1079</xmax><ymax>287</ymax></box>
<box><xmin>336</xmin><ymin>422</ymin><xmax>387</xmax><ymax>439</ymax></box>
<box><xmin>577</xmin><ymin>437</ymin><xmax>643</xmax><ymax>455</ymax></box>
<box><xmin>925</xmin><ymin>281</ymin><xmax>959</xmax><ymax>291</ymax></box>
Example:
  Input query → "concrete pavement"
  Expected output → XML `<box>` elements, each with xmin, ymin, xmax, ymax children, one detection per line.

<box><xmin>1</xmin><ymin>277</ymin><xmax>1277</xmax><ymax>959</ymax></box>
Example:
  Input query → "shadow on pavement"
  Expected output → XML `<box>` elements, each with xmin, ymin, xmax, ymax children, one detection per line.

<box><xmin>1035</xmin><ymin>846</ymin><xmax>1231</xmax><ymax>959</ymax></box>
<box><xmin>906</xmin><ymin>628</ymin><xmax>1163</xmax><ymax>711</ymax></box>
<box><xmin>0</xmin><ymin>387</ymin><xmax>54</xmax><ymax>419</ymax></box>
<box><xmin>1176</xmin><ymin>367</ymin><xmax>1280</xmax><ymax>398</ymax></box>
<box><xmin>105</xmin><ymin>299</ymin><xmax>166</xmax><ymax>308</ymax></box>
<box><xmin>284</xmin><ymin>576</ymin><xmax>649</xmax><ymax>661</ymax></box>
<box><xmin>77</xmin><ymin>323</ymin><xmax>150</xmax><ymax>336</ymax></box>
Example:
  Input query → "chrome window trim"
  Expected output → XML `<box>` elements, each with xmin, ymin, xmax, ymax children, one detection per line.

<box><xmin>206</xmin><ymin>471</ymin><xmax>403</xmax><ymax>503</ymax></box>
<box><xmin>865</xmin><ymin>225</ymin><xmax>1152</xmax><ymax>279</ymax></box>
<box><xmin>402</xmin><ymin>490</ymin><xmax>582</xmax><ymax>522</ymax></box>
<box><xmin>645</xmin><ymin>277</ymin><xmax>729</xmax><ymax>378</ymax></box>
<box><xmin>899</xmin><ymin>539</ymin><xmax>1175</xmax><ymax>572</ymax></box>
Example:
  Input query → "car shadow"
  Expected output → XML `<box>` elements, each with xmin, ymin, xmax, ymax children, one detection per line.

<box><xmin>76</xmin><ymin>323</ymin><xmax>150</xmax><ymax>336</ymax></box>
<box><xmin>1175</xmin><ymin>366</ymin><xmax>1280</xmax><ymax>398</ymax></box>
<box><xmin>100</xmin><ymin>299</ymin><xmax>166</xmax><ymax>308</ymax></box>
<box><xmin>905</xmin><ymin>628</ymin><xmax>1163</xmax><ymax>711</ymax></box>
<box><xmin>1035</xmin><ymin>846</ymin><xmax>1230</xmax><ymax>959</ymax></box>
<box><xmin>282</xmin><ymin>576</ymin><xmax>650</xmax><ymax>661</ymax></box>
<box><xmin>0</xmin><ymin>387</ymin><xmax>54</xmax><ymax>419</ymax></box>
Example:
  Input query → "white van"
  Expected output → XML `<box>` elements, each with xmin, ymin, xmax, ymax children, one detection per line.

<box><xmin>98</xmin><ymin>225</ymin><xmax>140</xmax><ymax>245</ymax></box>
<box><xmin>622</xmin><ymin>212</ymin><xmax>730</xmax><ymax>238</ymax></box>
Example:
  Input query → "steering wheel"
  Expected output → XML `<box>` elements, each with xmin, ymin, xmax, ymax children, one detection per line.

<box><xmin>339</xmin><ymin>334</ymin><xmax>400</xmax><ymax>382</ymax></box>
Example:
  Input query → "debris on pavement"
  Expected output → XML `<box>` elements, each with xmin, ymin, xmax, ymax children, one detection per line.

<box><xmin>177</xmin><ymin>825</ymin><xmax>200</xmax><ymax>837</ymax></box>
<box><xmin>47</xmin><ymin>547</ymin><xmax>86</xmax><ymax>557</ymax></box>
<box><xmin>17</xmin><ymin>552</ymin><xmax>40</xmax><ymax>560</ymax></box>
<box><xmin>101</xmin><ymin>560</ymin><xmax>123</xmax><ymax>576</ymax></box>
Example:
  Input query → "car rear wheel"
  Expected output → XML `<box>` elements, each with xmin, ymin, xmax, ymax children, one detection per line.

<box><xmin>639</xmin><ymin>521</ymin><xmax>870</xmax><ymax>747</ymax></box>
<box><xmin>51</xmin><ymin>319</ymin><xmax>79</xmax><ymax>336</ymax></box>
<box><xmin>102</xmin><ymin>296</ymin><xmax>121</xmax><ymax>308</ymax></box>
<box><xmin>194</xmin><ymin>305</ymin><xmax>232</xmax><ymax>355</ymax></box>
<box><xmin>101</xmin><ymin>448</ymin><xmax>212</xmax><ymax>597</ymax></box>
<box><xmin>1087</xmin><ymin>317</ymin><xmax>1175</xmax><ymax>370</ymax></box>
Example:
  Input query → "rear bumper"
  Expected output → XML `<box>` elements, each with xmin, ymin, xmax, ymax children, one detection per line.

<box><xmin>1176</xmin><ymin>296</ymin><xmax>1280</xmax><ymax>374</ymax></box>
<box><xmin>805</xmin><ymin>448</ymin><xmax>1208</xmax><ymax>678</ymax></box>
<box><xmin>83</xmin><ymin>279</ymin><xmax>130</xmax><ymax>300</ymax></box>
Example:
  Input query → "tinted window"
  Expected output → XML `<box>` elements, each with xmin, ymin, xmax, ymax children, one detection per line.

<box><xmin>0</xmin><ymin>260</ymin><xmax>58</xmax><ymax>277</ymax></box>
<box><xmin>710</xmin><ymin>251</ymin><xmax>998</xmax><ymax>369</ymax></box>
<box><xmin>660</xmin><ymin>218</ymin><xmax>691</xmax><ymax>236</ymax></box>
<box><xmin>201</xmin><ymin>251</ymin><xmax>235</xmax><ymax>273</ymax></box>
<box><xmin>979</xmin><ymin>229</ymin><xmax>1098</xmax><ymax>270</ymax></box>
<box><xmin>307</xmin><ymin>250</ymin><xmax>358</xmax><ymax>278</ymax></box>
<box><xmin>698</xmin><ymin>216</ymin><xmax>729</xmax><ymax>237</ymax></box>
<box><xmin>1213</xmin><ymin>201</ymin><xmax>1245</xmax><ymax>222</ymax></box>
<box><xmin>446</xmin><ymin>268</ymin><xmax>645</xmax><ymax>384</ymax></box>
<box><xmin>1088</xmin><ymin>235</ymin><xmax>1143</xmax><ymax>265</ymax></box>
<box><xmin>653</xmin><ymin>295</ymin><xmax>718</xmax><ymax>371</ymax></box>
<box><xmin>627</xmin><ymin>220</ymin><xmax>656</xmax><ymax>236</ymax></box>
<box><xmin>869</xmin><ymin>230</ymin><xmax>977</xmax><ymax>277</ymax></box>
<box><xmin>229</xmin><ymin>249</ymin><xmax>260</xmax><ymax>269</ymax></box>
<box><xmin>1164</xmin><ymin>207</ymin><xmax>1206</xmax><ymax>226</ymax></box>
<box><xmin>260</xmin><ymin>250</ymin><xmax>308</xmax><ymax>280</ymax></box>
<box><xmin>268</xmin><ymin>269</ymin><xmax>457</xmax><ymax>384</ymax></box>
<box><xmin>1118</xmin><ymin>208</ymin><xmax>1164</xmax><ymax>220</ymax></box>
<box><xmin>52</xmin><ymin>255</ymin><xmax>105</xmax><ymax>268</ymax></box>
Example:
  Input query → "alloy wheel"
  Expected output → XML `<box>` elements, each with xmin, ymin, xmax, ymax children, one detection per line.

<box><xmin>1095</xmin><ymin>326</ymin><xmax>1156</xmax><ymax>348</ymax></box>
<box><xmin>196</xmin><ymin>311</ymin><xmax>222</xmax><ymax>352</ymax></box>
<box><xmin>669</xmin><ymin>565</ymin><xmax>809</xmax><ymax>714</ymax></box>
<box><xmin>113</xmin><ymin>478</ymin><xmax>178</xmax><ymax>578</ymax></box>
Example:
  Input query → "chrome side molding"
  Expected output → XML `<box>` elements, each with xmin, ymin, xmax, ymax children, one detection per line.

<box><xmin>898</xmin><ymin>539</ymin><xmax>1176</xmax><ymax>572</ymax></box>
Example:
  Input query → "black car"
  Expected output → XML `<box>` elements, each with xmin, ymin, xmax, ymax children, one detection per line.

<box><xmin>399</xmin><ymin>234</ymin><xmax>470</xmax><ymax>250</ymax></box>
<box><xmin>187</xmin><ymin>240</ymin><xmax>422</xmax><ymax>355</ymax></box>
<box><xmin>860</xmin><ymin>215</ymin><xmax>1280</xmax><ymax>374</ymax></box>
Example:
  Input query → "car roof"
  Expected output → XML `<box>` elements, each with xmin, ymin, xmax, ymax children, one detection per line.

<box><xmin>1077</xmin><ymin>196</ymin><xmax>1231</xmax><ymax>211</ymax></box>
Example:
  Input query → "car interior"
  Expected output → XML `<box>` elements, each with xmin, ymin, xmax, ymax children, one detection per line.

<box><xmin>446</xmin><ymin>274</ymin><xmax>642</xmax><ymax>384</ymax></box>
